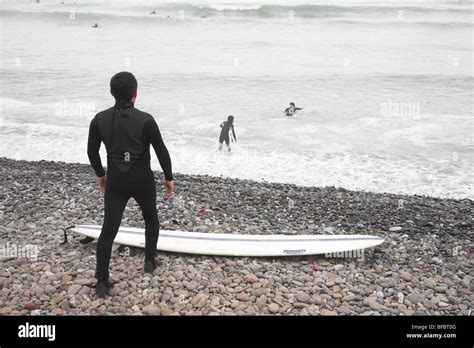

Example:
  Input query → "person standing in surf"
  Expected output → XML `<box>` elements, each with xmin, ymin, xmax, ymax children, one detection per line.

<box><xmin>87</xmin><ymin>72</ymin><xmax>174</xmax><ymax>298</ymax></box>
<box><xmin>284</xmin><ymin>102</ymin><xmax>303</xmax><ymax>116</ymax></box>
<box><xmin>218</xmin><ymin>115</ymin><xmax>237</xmax><ymax>151</ymax></box>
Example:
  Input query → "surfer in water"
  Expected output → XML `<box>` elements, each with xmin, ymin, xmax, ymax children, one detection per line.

<box><xmin>218</xmin><ymin>115</ymin><xmax>237</xmax><ymax>151</ymax></box>
<box><xmin>92</xmin><ymin>23</ymin><xmax>99</xmax><ymax>28</ymax></box>
<box><xmin>87</xmin><ymin>72</ymin><xmax>174</xmax><ymax>297</ymax></box>
<box><xmin>284</xmin><ymin>102</ymin><xmax>303</xmax><ymax>116</ymax></box>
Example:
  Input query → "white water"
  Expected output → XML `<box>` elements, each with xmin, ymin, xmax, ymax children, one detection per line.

<box><xmin>0</xmin><ymin>0</ymin><xmax>473</xmax><ymax>199</ymax></box>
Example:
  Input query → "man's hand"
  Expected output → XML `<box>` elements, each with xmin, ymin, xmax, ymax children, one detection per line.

<box><xmin>164</xmin><ymin>180</ymin><xmax>174</xmax><ymax>199</ymax></box>
<box><xmin>98</xmin><ymin>175</ymin><xmax>107</xmax><ymax>193</ymax></box>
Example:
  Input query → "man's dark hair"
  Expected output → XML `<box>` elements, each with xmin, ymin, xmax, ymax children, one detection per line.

<box><xmin>290</xmin><ymin>102</ymin><xmax>295</xmax><ymax>107</ymax></box>
<box><xmin>110</xmin><ymin>72</ymin><xmax>138</xmax><ymax>101</ymax></box>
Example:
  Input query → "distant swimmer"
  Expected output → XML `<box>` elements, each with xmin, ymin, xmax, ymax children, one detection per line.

<box><xmin>284</xmin><ymin>102</ymin><xmax>303</xmax><ymax>116</ymax></box>
<box><xmin>150</xmin><ymin>10</ymin><xmax>157</xmax><ymax>15</ymax></box>
<box><xmin>92</xmin><ymin>23</ymin><xmax>99</xmax><ymax>28</ymax></box>
<box><xmin>218</xmin><ymin>115</ymin><xmax>237</xmax><ymax>151</ymax></box>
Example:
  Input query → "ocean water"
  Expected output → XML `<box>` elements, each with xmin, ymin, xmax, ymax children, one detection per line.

<box><xmin>0</xmin><ymin>0</ymin><xmax>473</xmax><ymax>199</ymax></box>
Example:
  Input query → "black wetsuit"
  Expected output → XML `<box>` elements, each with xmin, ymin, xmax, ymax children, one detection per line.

<box><xmin>87</xmin><ymin>100</ymin><xmax>173</xmax><ymax>281</ymax></box>
<box><xmin>284</xmin><ymin>106</ymin><xmax>302</xmax><ymax>116</ymax></box>
<box><xmin>219</xmin><ymin>121</ymin><xmax>236</xmax><ymax>145</ymax></box>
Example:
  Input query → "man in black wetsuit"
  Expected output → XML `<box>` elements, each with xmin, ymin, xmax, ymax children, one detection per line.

<box><xmin>218</xmin><ymin>115</ymin><xmax>236</xmax><ymax>151</ymax></box>
<box><xmin>284</xmin><ymin>102</ymin><xmax>303</xmax><ymax>116</ymax></box>
<box><xmin>87</xmin><ymin>72</ymin><xmax>174</xmax><ymax>298</ymax></box>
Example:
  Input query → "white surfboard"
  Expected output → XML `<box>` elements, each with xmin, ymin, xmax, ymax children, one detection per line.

<box><xmin>71</xmin><ymin>225</ymin><xmax>384</xmax><ymax>257</ymax></box>
<box><xmin>229</xmin><ymin>129</ymin><xmax>236</xmax><ymax>144</ymax></box>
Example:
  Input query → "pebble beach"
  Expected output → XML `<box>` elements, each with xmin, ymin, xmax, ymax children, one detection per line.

<box><xmin>0</xmin><ymin>158</ymin><xmax>472</xmax><ymax>316</ymax></box>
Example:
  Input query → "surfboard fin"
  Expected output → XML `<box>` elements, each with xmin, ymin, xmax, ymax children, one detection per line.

<box><xmin>80</xmin><ymin>237</ymin><xmax>95</xmax><ymax>244</ymax></box>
